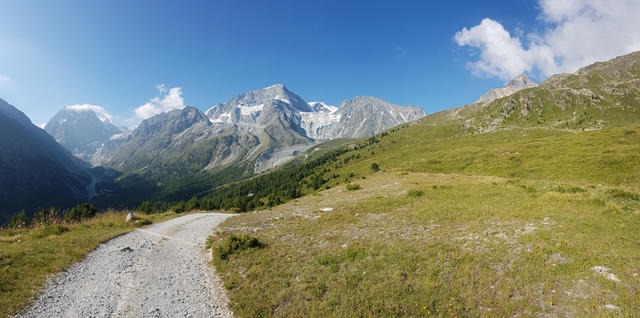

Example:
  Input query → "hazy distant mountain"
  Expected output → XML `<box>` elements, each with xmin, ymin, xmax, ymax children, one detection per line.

<box><xmin>475</xmin><ymin>74</ymin><xmax>538</xmax><ymax>104</ymax></box>
<box><xmin>45</xmin><ymin>107</ymin><xmax>122</xmax><ymax>162</ymax></box>
<box><xmin>0</xmin><ymin>98</ymin><xmax>90</xmax><ymax>224</ymax></box>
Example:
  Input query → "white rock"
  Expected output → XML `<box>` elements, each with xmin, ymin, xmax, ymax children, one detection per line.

<box><xmin>591</xmin><ymin>266</ymin><xmax>621</xmax><ymax>282</ymax></box>
<box><xmin>126</xmin><ymin>212</ymin><xmax>135</xmax><ymax>222</ymax></box>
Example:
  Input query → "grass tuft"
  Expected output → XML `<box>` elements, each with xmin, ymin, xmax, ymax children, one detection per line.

<box><xmin>407</xmin><ymin>189</ymin><xmax>424</xmax><ymax>197</ymax></box>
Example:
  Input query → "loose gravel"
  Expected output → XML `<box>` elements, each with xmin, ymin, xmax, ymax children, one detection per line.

<box><xmin>21</xmin><ymin>213</ymin><xmax>234</xmax><ymax>318</ymax></box>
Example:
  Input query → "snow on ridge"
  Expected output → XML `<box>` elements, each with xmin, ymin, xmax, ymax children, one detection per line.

<box><xmin>308</xmin><ymin>101</ymin><xmax>338</xmax><ymax>114</ymax></box>
<box><xmin>238</xmin><ymin>104</ymin><xmax>264</xmax><ymax>116</ymax></box>
<box><xmin>210</xmin><ymin>113</ymin><xmax>232</xmax><ymax>124</ymax></box>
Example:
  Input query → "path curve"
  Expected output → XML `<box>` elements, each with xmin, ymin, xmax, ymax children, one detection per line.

<box><xmin>22</xmin><ymin>213</ymin><xmax>234</xmax><ymax>318</ymax></box>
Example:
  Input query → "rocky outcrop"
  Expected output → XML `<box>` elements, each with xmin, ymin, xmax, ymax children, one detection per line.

<box><xmin>475</xmin><ymin>74</ymin><xmax>538</xmax><ymax>104</ymax></box>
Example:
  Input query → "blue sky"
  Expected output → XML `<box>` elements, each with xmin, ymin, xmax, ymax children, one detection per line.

<box><xmin>1</xmin><ymin>0</ymin><xmax>639</xmax><ymax>127</ymax></box>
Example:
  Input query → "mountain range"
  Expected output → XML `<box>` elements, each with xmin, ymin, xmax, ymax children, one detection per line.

<box><xmin>3</xmin><ymin>51</ymin><xmax>640</xmax><ymax>223</ymax></box>
<box><xmin>91</xmin><ymin>85</ymin><xmax>425</xmax><ymax>178</ymax></box>
<box><xmin>5</xmin><ymin>85</ymin><xmax>423</xmax><ymax>213</ymax></box>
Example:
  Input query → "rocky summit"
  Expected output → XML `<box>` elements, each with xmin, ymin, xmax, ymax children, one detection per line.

<box><xmin>475</xmin><ymin>74</ymin><xmax>538</xmax><ymax>104</ymax></box>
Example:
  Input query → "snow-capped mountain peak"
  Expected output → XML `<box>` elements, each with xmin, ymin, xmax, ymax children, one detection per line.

<box><xmin>204</xmin><ymin>85</ymin><xmax>424</xmax><ymax>141</ymax></box>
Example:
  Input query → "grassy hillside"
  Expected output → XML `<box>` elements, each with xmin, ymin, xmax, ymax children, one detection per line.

<box><xmin>206</xmin><ymin>52</ymin><xmax>640</xmax><ymax>316</ymax></box>
<box><xmin>435</xmin><ymin>52</ymin><xmax>640</xmax><ymax>133</ymax></box>
<box><xmin>0</xmin><ymin>211</ymin><xmax>179</xmax><ymax>317</ymax></box>
<box><xmin>209</xmin><ymin>125</ymin><xmax>640</xmax><ymax>316</ymax></box>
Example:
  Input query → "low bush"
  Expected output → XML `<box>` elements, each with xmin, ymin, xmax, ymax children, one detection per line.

<box><xmin>137</xmin><ymin>201</ymin><xmax>152</xmax><ymax>214</ymax></box>
<box><xmin>407</xmin><ymin>189</ymin><xmax>424</xmax><ymax>197</ymax></box>
<box><xmin>346</xmin><ymin>184</ymin><xmax>361</xmax><ymax>191</ymax></box>
<box><xmin>215</xmin><ymin>234</ymin><xmax>264</xmax><ymax>260</ymax></box>
<box><xmin>171</xmin><ymin>201</ymin><xmax>186</xmax><ymax>213</ymax></box>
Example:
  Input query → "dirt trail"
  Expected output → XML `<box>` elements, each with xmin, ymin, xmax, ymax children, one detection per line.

<box><xmin>21</xmin><ymin>213</ymin><xmax>234</xmax><ymax>318</ymax></box>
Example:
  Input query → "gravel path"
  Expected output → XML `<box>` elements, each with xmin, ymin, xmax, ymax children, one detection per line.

<box><xmin>21</xmin><ymin>213</ymin><xmax>235</xmax><ymax>318</ymax></box>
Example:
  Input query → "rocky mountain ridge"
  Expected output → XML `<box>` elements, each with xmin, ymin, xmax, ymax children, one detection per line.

<box><xmin>475</xmin><ymin>74</ymin><xmax>538</xmax><ymax>104</ymax></box>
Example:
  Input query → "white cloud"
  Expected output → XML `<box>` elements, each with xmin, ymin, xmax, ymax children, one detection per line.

<box><xmin>134</xmin><ymin>85</ymin><xmax>185</xmax><ymax>119</ymax></box>
<box><xmin>455</xmin><ymin>0</ymin><xmax>640</xmax><ymax>81</ymax></box>
<box><xmin>65</xmin><ymin>104</ymin><xmax>113</xmax><ymax>123</ymax></box>
<box><xmin>0</xmin><ymin>73</ymin><xmax>11</xmax><ymax>86</ymax></box>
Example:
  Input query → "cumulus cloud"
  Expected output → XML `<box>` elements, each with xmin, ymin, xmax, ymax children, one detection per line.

<box><xmin>134</xmin><ymin>85</ymin><xmax>185</xmax><ymax>119</ymax></box>
<box><xmin>65</xmin><ymin>104</ymin><xmax>113</xmax><ymax>123</ymax></box>
<box><xmin>455</xmin><ymin>0</ymin><xmax>640</xmax><ymax>81</ymax></box>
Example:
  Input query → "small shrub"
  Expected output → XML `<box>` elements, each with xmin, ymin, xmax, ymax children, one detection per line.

<box><xmin>138</xmin><ymin>219</ymin><xmax>152</xmax><ymax>226</ymax></box>
<box><xmin>215</xmin><ymin>234</ymin><xmax>264</xmax><ymax>260</ymax></box>
<box><xmin>137</xmin><ymin>201</ymin><xmax>152</xmax><ymax>214</ymax></box>
<box><xmin>63</xmin><ymin>203</ymin><xmax>97</xmax><ymax>222</ymax></box>
<box><xmin>171</xmin><ymin>201</ymin><xmax>186</xmax><ymax>213</ymax></box>
<box><xmin>346</xmin><ymin>184</ymin><xmax>361</xmax><ymax>191</ymax></box>
<box><xmin>407</xmin><ymin>190</ymin><xmax>424</xmax><ymax>197</ymax></box>
<box><xmin>371</xmin><ymin>162</ymin><xmax>381</xmax><ymax>172</ymax></box>
<box><xmin>8</xmin><ymin>210</ymin><xmax>29</xmax><ymax>229</ymax></box>
<box><xmin>32</xmin><ymin>209</ymin><xmax>60</xmax><ymax>225</ymax></box>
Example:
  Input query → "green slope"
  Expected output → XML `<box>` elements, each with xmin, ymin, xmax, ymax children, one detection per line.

<box><xmin>206</xmin><ymin>51</ymin><xmax>640</xmax><ymax>316</ymax></box>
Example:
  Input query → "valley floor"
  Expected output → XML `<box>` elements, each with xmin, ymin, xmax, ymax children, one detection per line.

<box><xmin>211</xmin><ymin>171</ymin><xmax>640</xmax><ymax>317</ymax></box>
